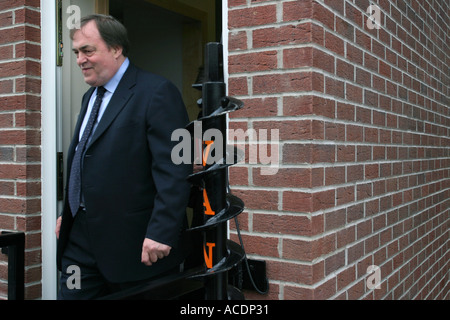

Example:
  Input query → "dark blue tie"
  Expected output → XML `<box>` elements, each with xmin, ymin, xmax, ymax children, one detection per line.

<box><xmin>68</xmin><ymin>86</ymin><xmax>106</xmax><ymax>216</ymax></box>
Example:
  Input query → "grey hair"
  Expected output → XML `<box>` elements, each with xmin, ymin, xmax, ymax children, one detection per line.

<box><xmin>70</xmin><ymin>14</ymin><xmax>130</xmax><ymax>57</ymax></box>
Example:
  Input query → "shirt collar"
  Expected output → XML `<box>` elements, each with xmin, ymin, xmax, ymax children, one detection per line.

<box><xmin>103</xmin><ymin>57</ymin><xmax>130</xmax><ymax>94</ymax></box>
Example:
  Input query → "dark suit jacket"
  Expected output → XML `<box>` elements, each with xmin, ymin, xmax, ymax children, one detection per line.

<box><xmin>57</xmin><ymin>63</ymin><xmax>192</xmax><ymax>283</ymax></box>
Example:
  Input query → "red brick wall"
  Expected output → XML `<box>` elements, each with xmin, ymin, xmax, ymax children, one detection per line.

<box><xmin>0</xmin><ymin>0</ymin><xmax>41</xmax><ymax>299</ymax></box>
<box><xmin>228</xmin><ymin>0</ymin><xmax>449</xmax><ymax>299</ymax></box>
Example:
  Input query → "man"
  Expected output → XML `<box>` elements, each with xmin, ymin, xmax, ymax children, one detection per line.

<box><xmin>55</xmin><ymin>14</ymin><xmax>192</xmax><ymax>299</ymax></box>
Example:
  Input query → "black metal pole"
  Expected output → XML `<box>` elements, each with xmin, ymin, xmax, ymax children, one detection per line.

<box><xmin>201</xmin><ymin>43</ymin><xmax>228</xmax><ymax>300</ymax></box>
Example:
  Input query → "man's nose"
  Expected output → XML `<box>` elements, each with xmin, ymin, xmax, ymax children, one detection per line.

<box><xmin>77</xmin><ymin>53</ymin><xmax>87</xmax><ymax>66</ymax></box>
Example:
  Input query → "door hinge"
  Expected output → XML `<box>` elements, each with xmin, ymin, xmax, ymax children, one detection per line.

<box><xmin>56</xmin><ymin>0</ymin><xmax>64</xmax><ymax>66</ymax></box>
<box><xmin>57</xmin><ymin>152</ymin><xmax>64</xmax><ymax>201</ymax></box>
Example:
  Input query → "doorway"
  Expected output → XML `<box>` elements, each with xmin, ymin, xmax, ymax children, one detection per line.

<box><xmin>48</xmin><ymin>0</ymin><xmax>223</xmax><ymax>298</ymax></box>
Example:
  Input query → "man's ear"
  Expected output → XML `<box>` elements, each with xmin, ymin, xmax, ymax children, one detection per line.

<box><xmin>112</xmin><ymin>46</ymin><xmax>123</xmax><ymax>59</ymax></box>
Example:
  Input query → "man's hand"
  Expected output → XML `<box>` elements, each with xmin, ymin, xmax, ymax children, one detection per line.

<box><xmin>141</xmin><ymin>238</ymin><xmax>171</xmax><ymax>266</ymax></box>
<box><xmin>55</xmin><ymin>216</ymin><xmax>62</xmax><ymax>239</ymax></box>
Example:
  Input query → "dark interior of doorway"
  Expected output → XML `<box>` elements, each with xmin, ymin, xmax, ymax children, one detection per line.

<box><xmin>108</xmin><ymin>0</ymin><xmax>222</xmax><ymax>122</ymax></box>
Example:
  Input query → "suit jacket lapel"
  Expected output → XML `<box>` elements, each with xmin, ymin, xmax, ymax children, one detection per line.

<box><xmin>65</xmin><ymin>86</ymin><xmax>95</xmax><ymax>184</ymax></box>
<box><xmin>87</xmin><ymin>63</ymin><xmax>137</xmax><ymax>149</ymax></box>
<box><xmin>67</xmin><ymin>87</ymin><xmax>95</xmax><ymax>160</ymax></box>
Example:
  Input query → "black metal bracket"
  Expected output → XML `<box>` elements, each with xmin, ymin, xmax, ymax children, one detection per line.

<box><xmin>0</xmin><ymin>231</ymin><xmax>25</xmax><ymax>300</ymax></box>
<box><xmin>229</xmin><ymin>259</ymin><xmax>269</xmax><ymax>294</ymax></box>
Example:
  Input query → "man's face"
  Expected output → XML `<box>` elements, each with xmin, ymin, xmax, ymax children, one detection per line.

<box><xmin>72</xmin><ymin>20</ymin><xmax>122</xmax><ymax>87</ymax></box>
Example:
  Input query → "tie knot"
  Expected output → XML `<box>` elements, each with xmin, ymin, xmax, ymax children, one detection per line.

<box><xmin>97</xmin><ymin>86</ymin><xmax>106</xmax><ymax>97</ymax></box>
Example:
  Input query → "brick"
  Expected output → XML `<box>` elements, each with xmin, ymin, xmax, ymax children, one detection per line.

<box><xmin>253</xmin><ymin>23</ymin><xmax>312</xmax><ymax>48</ymax></box>
<box><xmin>345</xmin><ymin>2</ymin><xmax>363</xmax><ymax>27</ymax></box>
<box><xmin>283</xmin><ymin>191</ymin><xmax>312</xmax><ymax>213</ymax></box>
<box><xmin>0</xmin><ymin>147</ymin><xmax>14</xmax><ymax>161</ymax></box>
<box><xmin>0</xmin><ymin>80</ymin><xmax>14</xmax><ymax>94</ymax></box>
<box><xmin>325</xmin><ymin>122</ymin><xmax>345</xmax><ymax>141</ymax></box>
<box><xmin>0</xmin><ymin>45</ymin><xmax>13</xmax><ymax>60</ymax></box>
<box><xmin>0</xmin><ymin>95</ymin><xmax>41</xmax><ymax>111</ymax></box>
<box><xmin>325</xmin><ymin>31</ymin><xmax>345</xmax><ymax>56</ymax></box>
<box><xmin>313</xmin><ymin>96</ymin><xmax>335</xmax><ymax>119</ymax></box>
<box><xmin>229</xmin><ymin>5</ymin><xmax>277</xmax><ymax>28</ymax></box>
<box><xmin>283</xmin><ymin>1</ymin><xmax>313</xmax><ymax>22</ymax></box>
<box><xmin>0</xmin><ymin>60</ymin><xmax>40</xmax><ymax>77</ymax></box>
<box><xmin>325</xmin><ymin>76</ymin><xmax>345</xmax><ymax>99</ymax></box>
<box><xmin>335</xmin><ymin>16</ymin><xmax>354</xmax><ymax>41</ymax></box>
<box><xmin>228</xmin><ymin>30</ymin><xmax>247</xmax><ymax>51</ymax></box>
<box><xmin>256</xmin><ymin>167</ymin><xmax>311</xmax><ymax>188</ymax></box>
<box><xmin>14</xmin><ymin>7</ymin><xmax>41</xmax><ymax>26</ymax></box>
<box><xmin>15</xmin><ymin>77</ymin><xmax>41</xmax><ymax>94</ymax></box>
<box><xmin>268</xmin><ymin>260</ymin><xmax>314</xmax><ymax>285</ymax></box>
<box><xmin>337</xmin><ymin>145</ymin><xmax>355</xmax><ymax>162</ymax></box>
<box><xmin>0</xmin><ymin>129</ymin><xmax>40</xmax><ymax>145</ymax></box>
<box><xmin>346</xmin><ymin>124</ymin><xmax>363</xmax><ymax>142</ymax></box>
<box><xmin>312</xmin><ymin>189</ymin><xmax>335</xmax><ymax>210</ymax></box>
<box><xmin>314</xmin><ymin>277</ymin><xmax>337</xmax><ymax>299</ymax></box>
<box><xmin>283</xmin><ymin>47</ymin><xmax>312</xmax><ymax>69</ymax></box>
<box><xmin>0</xmin><ymin>164</ymin><xmax>40</xmax><ymax>179</ymax></box>
<box><xmin>0</xmin><ymin>11</ymin><xmax>13</xmax><ymax>27</ymax></box>
<box><xmin>228</xmin><ymin>0</ymin><xmax>246</xmax><ymax>8</ymax></box>
<box><xmin>325</xmin><ymin>166</ymin><xmax>345</xmax><ymax>185</ymax></box>
<box><xmin>229</xmin><ymin>51</ymin><xmax>277</xmax><ymax>73</ymax></box>
<box><xmin>283</xmin><ymin>238</ymin><xmax>313</xmax><ymax>261</ymax></box>
<box><xmin>228</xmin><ymin>76</ymin><xmax>248</xmax><ymax>96</ymax></box>
<box><xmin>232</xmin><ymin>188</ymin><xmax>278</xmax><ymax>211</ymax></box>
<box><xmin>16</xmin><ymin>215</ymin><xmax>41</xmax><ymax>231</ymax></box>
<box><xmin>253</xmin><ymin>72</ymin><xmax>312</xmax><ymax>94</ymax></box>
<box><xmin>0</xmin><ymin>198</ymin><xmax>40</xmax><ymax>214</ymax></box>
<box><xmin>15</xmin><ymin>146</ymin><xmax>41</xmax><ymax>162</ymax></box>
<box><xmin>347</xmin><ymin>43</ymin><xmax>363</xmax><ymax>65</ymax></box>
<box><xmin>228</xmin><ymin>166</ymin><xmax>248</xmax><ymax>186</ymax></box>
<box><xmin>229</xmin><ymin>97</ymin><xmax>277</xmax><ymax>118</ymax></box>
<box><xmin>230</xmin><ymin>233</ymin><xmax>279</xmax><ymax>258</ymax></box>
<box><xmin>0</xmin><ymin>214</ymin><xmax>15</xmax><ymax>230</ymax></box>
<box><xmin>284</xmin><ymin>285</ymin><xmax>314</xmax><ymax>300</ymax></box>
<box><xmin>312</xmin><ymin>48</ymin><xmax>334</xmax><ymax>74</ymax></box>
<box><xmin>0</xmin><ymin>25</ymin><xmax>40</xmax><ymax>45</ymax></box>
<box><xmin>15</xmin><ymin>42</ymin><xmax>41</xmax><ymax>60</ymax></box>
<box><xmin>283</xmin><ymin>95</ymin><xmax>313</xmax><ymax>116</ymax></box>
<box><xmin>325</xmin><ymin>250</ymin><xmax>345</xmax><ymax>275</ymax></box>
<box><xmin>253</xmin><ymin>119</ymin><xmax>316</xmax><ymax>141</ymax></box>
<box><xmin>313</xmin><ymin>2</ymin><xmax>334</xmax><ymax>30</ymax></box>
<box><xmin>337</xmin><ymin>59</ymin><xmax>354</xmax><ymax>81</ymax></box>
<box><xmin>336</xmin><ymin>102</ymin><xmax>355</xmax><ymax>121</ymax></box>
<box><xmin>0</xmin><ymin>0</ymin><xmax>40</xmax><ymax>11</ymax></box>
<box><xmin>346</xmin><ymin>83</ymin><xmax>363</xmax><ymax>103</ymax></box>
<box><xmin>311</xmin><ymin>144</ymin><xmax>335</xmax><ymax>163</ymax></box>
<box><xmin>253</xmin><ymin>213</ymin><xmax>312</xmax><ymax>237</ymax></box>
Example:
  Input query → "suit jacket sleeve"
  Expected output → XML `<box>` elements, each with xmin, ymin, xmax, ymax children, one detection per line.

<box><xmin>144</xmin><ymin>79</ymin><xmax>192</xmax><ymax>248</ymax></box>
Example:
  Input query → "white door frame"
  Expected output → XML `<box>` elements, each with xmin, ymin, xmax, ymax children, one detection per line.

<box><xmin>41</xmin><ymin>0</ymin><xmax>58</xmax><ymax>300</ymax></box>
